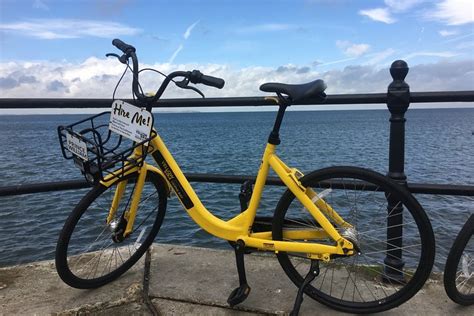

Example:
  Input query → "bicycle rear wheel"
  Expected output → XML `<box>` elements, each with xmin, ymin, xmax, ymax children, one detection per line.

<box><xmin>444</xmin><ymin>214</ymin><xmax>474</xmax><ymax>305</ymax></box>
<box><xmin>272</xmin><ymin>166</ymin><xmax>435</xmax><ymax>314</ymax></box>
<box><xmin>55</xmin><ymin>171</ymin><xmax>167</xmax><ymax>289</ymax></box>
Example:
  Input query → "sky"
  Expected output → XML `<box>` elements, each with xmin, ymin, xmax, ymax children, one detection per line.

<box><xmin>0</xmin><ymin>0</ymin><xmax>473</xmax><ymax>112</ymax></box>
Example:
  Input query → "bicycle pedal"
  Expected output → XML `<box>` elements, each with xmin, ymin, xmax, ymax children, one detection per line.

<box><xmin>227</xmin><ymin>283</ymin><xmax>251</xmax><ymax>307</ymax></box>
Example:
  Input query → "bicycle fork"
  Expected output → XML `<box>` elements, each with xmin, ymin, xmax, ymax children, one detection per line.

<box><xmin>106</xmin><ymin>164</ymin><xmax>148</xmax><ymax>240</ymax></box>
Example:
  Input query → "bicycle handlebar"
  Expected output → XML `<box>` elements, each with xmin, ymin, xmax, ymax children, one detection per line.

<box><xmin>110</xmin><ymin>38</ymin><xmax>225</xmax><ymax>109</ymax></box>
<box><xmin>112</xmin><ymin>39</ymin><xmax>136</xmax><ymax>54</ymax></box>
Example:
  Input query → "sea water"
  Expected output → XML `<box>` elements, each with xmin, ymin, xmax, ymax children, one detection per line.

<box><xmin>0</xmin><ymin>108</ymin><xmax>472</xmax><ymax>269</ymax></box>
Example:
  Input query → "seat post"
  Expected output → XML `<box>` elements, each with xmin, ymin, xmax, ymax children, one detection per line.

<box><xmin>268</xmin><ymin>104</ymin><xmax>288</xmax><ymax>145</ymax></box>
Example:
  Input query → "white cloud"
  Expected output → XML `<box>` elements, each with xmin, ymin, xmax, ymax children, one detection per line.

<box><xmin>426</xmin><ymin>0</ymin><xmax>474</xmax><ymax>25</ymax></box>
<box><xmin>345</xmin><ymin>44</ymin><xmax>370</xmax><ymax>57</ymax></box>
<box><xmin>365</xmin><ymin>48</ymin><xmax>396</xmax><ymax>65</ymax></box>
<box><xmin>403</xmin><ymin>51</ymin><xmax>458</xmax><ymax>60</ymax></box>
<box><xmin>336</xmin><ymin>40</ymin><xmax>370</xmax><ymax>57</ymax></box>
<box><xmin>315</xmin><ymin>57</ymin><xmax>358</xmax><ymax>67</ymax></box>
<box><xmin>439</xmin><ymin>29</ymin><xmax>459</xmax><ymax>37</ymax></box>
<box><xmin>63</xmin><ymin>57</ymin><xmax>127</xmax><ymax>81</ymax></box>
<box><xmin>359</xmin><ymin>1</ymin><xmax>423</xmax><ymax>25</ymax></box>
<box><xmin>168</xmin><ymin>44</ymin><xmax>184</xmax><ymax>64</ymax></box>
<box><xmin>169</xmin><ymin>20</ymin><xmax>200</xmax><ymax>64</ymax></box>
<box><xmin>456</xmin><ymin>41</ymin><xmax>474</xmax><ymax>50</ymax></box>
<box><xmin>443</xmin><ymin>32</ymin><xmax>474</xmax><ymax>43</ymax></box>
<box><xmin>359</xmin><ymin>8</ymin><xmax>396</xmax><ymax>24</ymax></box>
<box><xmin>184</xmin><ymin>20</ymin><xmax>200</xmax><ymax>40</ymax></box>
<box><xmin>2</xmin><ymin>57</ymin><xmax>472</xmax><ymax>101</ymax></box>
<box><xmin>384</xmin><ymin>0</ymin><xmax>424</xmax><ymax>12</ymax></box>
<box><xmin>0</xmin><ymin>19</ymin><xmax>141</xmax><ymax>39</ymax></box>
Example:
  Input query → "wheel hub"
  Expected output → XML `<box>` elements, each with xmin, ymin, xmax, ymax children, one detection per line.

<box><xmin>341</xmin><ymin>227</ymin><xmax>361</xmax><ymax>253</ymax></box>
<box><xmin>109</xmin><ymin>216</ymin><xmax>128</xmax><ymax>243</ymax></box>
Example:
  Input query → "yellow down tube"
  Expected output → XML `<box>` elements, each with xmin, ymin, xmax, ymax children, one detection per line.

<box><xmin>102</xmin><ymin>131</ymin><xmax>353</xmax><ymax>258</ymax></box>
<box><xmin>150</xmin><ymin>134</ymin><xmax>248</xmax><ymax>240</ymax></box>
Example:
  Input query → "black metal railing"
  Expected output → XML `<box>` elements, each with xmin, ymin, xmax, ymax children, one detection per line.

<box><xmin>1</xmin><ymin>60</ymin><xmax>473</xmax><ymax>199</ymax></box>
<box><xmin>0</xmin><ymin>174</ymin><xmax>473</xmax><ymax>197</ymax></box>
<box><xmin>1</xmin><ymin>60</ymin><xmax>473</xmax><ymax>279</ymax></box>
<box><xmin>2</xmin><ymin>91</ymin><xmax>473</xmax><ymax>109</ymax></box>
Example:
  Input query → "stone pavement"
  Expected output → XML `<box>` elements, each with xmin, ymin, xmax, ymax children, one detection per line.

<box><xmin>1</xmin><ymin>244</ymin><xmax>472</xmax><ymax>315</ymax></box>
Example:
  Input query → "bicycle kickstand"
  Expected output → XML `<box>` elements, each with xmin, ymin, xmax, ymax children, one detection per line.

<box><xmin>290</xmin><ymin>259</ymin><xmax>319</xmax><ymax>316</ymax></box>
<box><xmin>227</xmin><ymin>240</ymin><xmax>251</xmax><ymax>307</ymax></box>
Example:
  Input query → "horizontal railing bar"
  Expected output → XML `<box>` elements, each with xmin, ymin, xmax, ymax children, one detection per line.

<box><xmin>406</xmin><ymin>183</ymin><xmax>474</xmax><ymax>196</ymax></box>
<box><xmin>0</xmin><ymin>90</ymin><xmax>473</xmax><ymax>109</ymax></box>
<box><xmin>410</xmin><ymin>91</ymin><xmax>474</xmax><ymax>103</ymax></box>
<box><xmin>0</xmin><ymin>174</ymin><xmax>473</xmax><ymax>197</ymax></box>
<box><xmin>0</xmin><ymin>180</ymin><xmax>88</xmax><ymax>196</ymax></box>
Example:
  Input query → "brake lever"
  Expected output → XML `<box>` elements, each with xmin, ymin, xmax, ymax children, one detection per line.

<box><xmin>105</xmin><ymin>53</ymin><xmax>128</xmax><ymax>64</ymax></box>
<box><xmin>175</xmin><ymin>79</ymin><xmax>205</xmax><ymax>98</ymax></box>
<box><xmin>106</xmin><ymin>53</ymin><xmax>120</xmax><ymax>58</ymax></box>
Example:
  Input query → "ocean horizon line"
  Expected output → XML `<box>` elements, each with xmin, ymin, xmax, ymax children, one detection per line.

<box><xmin>1</xmin><ymin>103</ymin><xmax>474</xmax><ymax>116</ymax></box>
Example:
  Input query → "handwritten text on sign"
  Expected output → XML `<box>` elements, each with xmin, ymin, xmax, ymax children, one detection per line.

<box><xmin>109</xmin><ymin>100</ymin><xmax>153</xmax><ymax>143</ymax></box>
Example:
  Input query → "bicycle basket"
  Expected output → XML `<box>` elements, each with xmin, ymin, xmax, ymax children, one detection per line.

<box><xmin>58</xmin><ymin>110</ymin><xmax>156</xmax><ymax>184</ymax></box>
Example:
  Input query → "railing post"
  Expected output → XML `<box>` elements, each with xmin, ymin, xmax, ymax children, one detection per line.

<box><xmin>384</xmin><ymin>60</ymin><xmax>410</xmax><ymax>282</ymax></box>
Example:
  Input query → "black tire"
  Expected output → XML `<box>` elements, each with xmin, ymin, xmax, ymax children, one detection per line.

<box><xmin>444</xmin><ymin>214</ymin><xmax>474</xmax><ymax>305</ymax></box>
<box><xmin>56</xmin><ymin>171</ymin><xmax>167</xmax><ymax>289</ymax></box>
<box><xmin>272</xmin><ymin>166</ymin><xmax>435</xmax><ymax>314</ymax></box>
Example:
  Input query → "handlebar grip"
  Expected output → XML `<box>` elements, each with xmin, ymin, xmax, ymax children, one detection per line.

<box><xmin>188</xmin><ymin>70</ymin><xmax>225</xmax><ymax>89</ymax></box>
<box><xmin>112</xmin><ymin>39</ymin><xmax>136</xmax><ymax>54</ymax></box>
<box><xmin>200</xmin><ymin>74</ymin><xmax>225</xmax><ymax>89</ymax></box>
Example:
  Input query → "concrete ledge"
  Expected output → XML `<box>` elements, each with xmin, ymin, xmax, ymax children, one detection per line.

<box><xmin>1</xmin><ymin>244</ymin><xmax>472</xmax><ymax>315</ymax></box>
<box><xmin>0</xmin><ymin>258</ymin><xmax>145</xmax><ymax>315</ymax></box>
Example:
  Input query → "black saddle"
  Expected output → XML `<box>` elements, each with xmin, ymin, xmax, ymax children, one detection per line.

<box><xmin>260</xmin><ymin>79</ymin><xmax>327</xmax><ymax>103</ymax></box>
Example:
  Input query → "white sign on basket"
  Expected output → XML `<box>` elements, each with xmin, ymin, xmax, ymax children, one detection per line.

<box><xmin>109</xmin><ymin>100</ymin><xmax>153</xmax><ymax>143</ymax></box>
<box><xmin>66</xmin><ymin>132</ymin><xmax>89</xmax><ymax>161</ymax></box>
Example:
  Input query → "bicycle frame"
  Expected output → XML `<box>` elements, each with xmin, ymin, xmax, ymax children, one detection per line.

<box><xmin>102</xmin><ymin>130</ymin><xmax>355</xmax><ymax>260</ymax></box>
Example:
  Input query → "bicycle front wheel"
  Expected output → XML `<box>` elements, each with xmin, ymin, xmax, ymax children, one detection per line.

<box><xmin>56</xmin><ymin>171</ymin><xmax>167</xmax><ymax>289</ymax></box>
<box><xmin>444</xmin><ymin>214</ymin><xmax>474</xmax><ymax>305</ymax></box>
<box><xmin>272</xmin><ymin>166</ymin><xmax>435</xmax><ymax>314</ymax></box>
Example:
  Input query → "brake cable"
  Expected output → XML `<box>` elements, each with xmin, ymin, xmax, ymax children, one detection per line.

<box><xmin>107</xmin><ymin>53</ymin><xmax>206</xmax><ymax>100</ymax></box>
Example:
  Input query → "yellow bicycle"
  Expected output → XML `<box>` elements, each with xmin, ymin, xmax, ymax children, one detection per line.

<box><xmin>56</xmin><ymin>39</ymin><xmax>435</xmax><ymax>314</ymax></box>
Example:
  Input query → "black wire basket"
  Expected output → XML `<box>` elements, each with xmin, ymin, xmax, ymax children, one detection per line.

<box><xmin>58</xmin><ymin>111</ymin><xmax>156</xmax><ymax>184</ymax></box>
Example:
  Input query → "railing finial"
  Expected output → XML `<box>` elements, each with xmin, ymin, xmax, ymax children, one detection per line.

<box><xmin>390</xmin><ymin>60</ymin><xmax>408</xmax><ymax>82</ymax></box>
<box><xmin>388</xmin><ymin>60</ymin><xmax>410</xmax><ymax>114</ymax></box>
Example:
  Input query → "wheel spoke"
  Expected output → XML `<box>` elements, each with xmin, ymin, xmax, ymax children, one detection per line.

<box><xmin>273</xmin><ymin>168</ymin><xmax>432</xmax><ymax>313</ymax></box>
<box><xmin>57</xmin><ymin>173</ymin><xmax>165</xmax><ymax>288</ymax></box>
